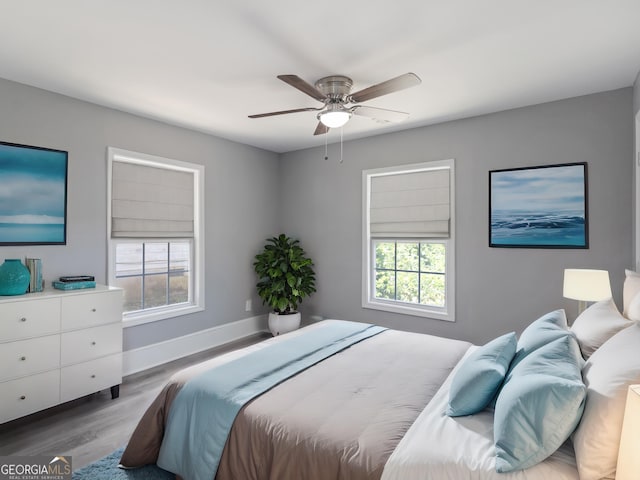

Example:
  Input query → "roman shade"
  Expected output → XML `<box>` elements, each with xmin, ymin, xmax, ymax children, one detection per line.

<box><xmin>111</xmin><ymin>161</ymin><xmax>194</xmax><ymax>238</ymax></box>
<box><xmin>369</xmin><ymin>168</ymin><xmax>450</xmax><ymax>238</ymax></box>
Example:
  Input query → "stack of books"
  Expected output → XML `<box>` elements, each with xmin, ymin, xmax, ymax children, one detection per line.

<box><xmin>52</xmin><ymin>275</ymin><xmax>96</xmax><ymax>290</ymax></box>
<box><xmin>25</xmin><ymin>258</ymin><xmax>44</xmax><ymax>293</ymax></box>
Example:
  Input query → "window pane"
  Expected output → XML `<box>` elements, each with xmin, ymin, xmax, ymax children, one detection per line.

<box><xmin>116</xmin><ymin>243</ymin><xmax>143</xmax><ymax>276</ymax></box>
<box><xmin>114</xmin><ymin>276</ymin><xmax>142</xmax><ymax>312</ymax></box>
<box><xmin>169</xmin><ymin>242</ymin><xmax>190</xmax><ymax>305</ymax></box>
<box><xmin>169</xmin><ymin>271</ymin><xmax>189</xmax><ymax>304</ymax></box>
<box><xmin>375</xmin><ymin>242</ymin><xmax>395</xmax><ymax>270</ymax></box>
<box><xmin>420</xmin><ymin>243</ymin><xmax>446</xmax><ymax>273</ymax></box>
<box><xmin>375</xmin><ymin>271</ymin><xmax>395</xmax><ymax>300</ymax></box>
<box><xmin>144</xmin><ymin>273</ymin><xmax>168</xmax><ymax>308</ymax></box>
<box><xmin>397</xmin><ymin>271</ymin><xmax>419</xmax><ymax>303</ymax></box>
<box><xmin>145</xmin><ymin>243</ymin><xmax>169</xmax><ymax>274</ymax></box>
<box><xmin>170</xmin><ymin>242</ymin><xmax>190</xmax><ymax>273</ymax></box>
<box><xmin>420</xmin><ymin>273</ymin><xmax>445</xmax><ymax>307</ymax></box>
<box><xmin>396</xmin><ymin>243</ymin><xmax>419</xmax><ymax>271</ymax></box>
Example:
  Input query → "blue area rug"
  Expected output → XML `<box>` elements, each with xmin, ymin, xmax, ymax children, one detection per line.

<box><xmin>72</xmin><ymin>447</ymin><xmax>174</xmax><ymax>480</ymax></box>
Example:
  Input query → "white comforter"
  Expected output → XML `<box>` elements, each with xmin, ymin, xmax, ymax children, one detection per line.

<box><xmin>381</xmin><ymin>348</ymin><xmax>580</xmax><ymax>480</ymax></box>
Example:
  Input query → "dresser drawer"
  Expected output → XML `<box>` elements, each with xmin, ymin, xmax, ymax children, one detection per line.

<box><xmin>0</xmin><ymin>298</ymin><xmax>60</xmax><ymax>342</ymax></box>
<box><xmin>0</xmin><ymin>370</ymin><xmax>61</xmax><ymax>423</ymax></box>
<box><xmin>60</xmin><ymin>353</ymin><xmax>122</xmax><ymax>403</ymax></box>
<box><xmin>61</xmin><ymin>290</ymin><xmax>123</xmax><ymax>330</ymax></box>
<box><xmin>0</xmin><ymin>334</ymin><xmax>60</xmax><ymax>382</ymax></box>
<box><xmin>60</xmin><ymin>323</ymin><xmax>122</xmax><ymax>366</ymax></box>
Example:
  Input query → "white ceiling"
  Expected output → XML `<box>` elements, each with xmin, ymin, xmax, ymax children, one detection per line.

<box><xmin>1</xmin><ymin>1</ymin><xmax>639</xmax><ymax>153</ymax></box>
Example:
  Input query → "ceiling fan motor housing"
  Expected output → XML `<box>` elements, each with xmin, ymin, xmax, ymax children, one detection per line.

<box><xmin>314</xmin><ymin>76</ymin><xmax>353</xmax><ymax>102</ymax></box>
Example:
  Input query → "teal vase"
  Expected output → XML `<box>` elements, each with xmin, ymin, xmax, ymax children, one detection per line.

<box><xmin>0</xmin><ymin>259</ymin><xmax>31</xmax><ymax>296</ymax></box>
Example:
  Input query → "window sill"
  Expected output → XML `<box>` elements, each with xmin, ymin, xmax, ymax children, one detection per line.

<box><xmin>363</xmin><ymin>299</ymin><xmax>454</xmax><ymax>322</ymax></box>
<box><xmin>123</xmin><ymin>303</ymin><xmax>204</xmax><ymax>328</ymax></box>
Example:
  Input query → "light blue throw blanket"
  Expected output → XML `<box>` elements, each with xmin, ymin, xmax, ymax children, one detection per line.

<box><xmin>157</xmin><ymin>320</ymin><xmax>386</xmax><ymax>480</ymax></box>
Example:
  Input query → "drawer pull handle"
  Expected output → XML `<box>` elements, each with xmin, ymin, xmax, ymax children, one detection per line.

<box><xmin>20</xmin><ymin>395</ymin><xmax>26</xmax><ymax>400</ymax></box>
<box><xmin>91</xmin><ymin>374</ymin><xmax>96</xmax><ymax>379</ymax></box>
<box><xmin>91</xmin><ymin>308</ymin><xmax>97</xmax><ymax>312</ymax></box>
<box><xmin>91</xmin><ymin>341</ymin><xmax>96</xmax><ymax>346</ymax></box>
<box><xmin>20</xmin><ymin>356</ymin><xmax>26</xmax><ymax>361</ymax></box>
<box><xmin>20</xmin><ymin>317</ymin><xmax>27</xmax><ymax>322</ymax></box>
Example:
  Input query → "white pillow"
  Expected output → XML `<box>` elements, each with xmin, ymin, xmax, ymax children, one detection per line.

<box><xmin>570</xmin><ymin>298</ymin><xmax>632</xmax><ymax>359</ymax></box>
<box><xmin>622</xmin><ymin>269</ymin><xmax>640</xmax><ymax>317</ymax></box>
<box><xmin>572</xmin><ymin>322</ymin><xmax>640</xmax><ymax>480</ymax></box>
<box><xmin>626</xmin><ymin>291</ymin><xmax>640</xmax><ymax>322</ymax></box>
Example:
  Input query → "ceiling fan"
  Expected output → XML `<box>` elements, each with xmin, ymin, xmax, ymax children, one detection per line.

<box><xmin>249</xmin><ymin>73</ymin><xmax>421</xmax><ymax>135</ymax></box>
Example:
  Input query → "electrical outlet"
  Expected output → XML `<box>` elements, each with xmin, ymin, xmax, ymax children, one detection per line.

<box><xmin>245</xmin><ymin>299</ymin><xmax>252</xmax><ymax>312</ymax></box>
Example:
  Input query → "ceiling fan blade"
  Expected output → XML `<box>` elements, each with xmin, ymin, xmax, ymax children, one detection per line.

<box><xmin>351</xmin><ymin>105</ymin><xmax>409</xmax><ymax>123</ymax></box>
<box><xmin>349</xmin><ymin>73</ymin><xmax>421</xmax><ymax>103</ymax></box>
<box><xmin>249</xmin><ymin>107</ymin><xmax>322</xmax><ymax>119</ymax></box>
<box><xmin>277</xmin><ymin>75</ymin><xmax>327</xmax><ymax>102</ymax></box>
<box><xmin>313</xmin><ymin>122</ymin><xmax>329</xmax><ymax>135</ymax></box>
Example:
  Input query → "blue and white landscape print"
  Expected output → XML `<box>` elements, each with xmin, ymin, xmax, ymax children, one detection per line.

<box><xmin>490</xmin><ymin>164</ymin><xmax>587</xmax><ymax>248</ymax></box>
<box><xmin>0</xmin><ymin>143</ymin><xmax>67</xmax><ymax>244</ymax></box>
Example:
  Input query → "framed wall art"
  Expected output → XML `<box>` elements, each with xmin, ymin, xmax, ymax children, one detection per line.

<box><xmin>489</xmin><ymin>162</ymin><xmax>588</xmax><ymax>249</ymax></box>
<box><xmin>0</xmin><ymin>141</ymin><xmax>68</xmax><ymax>246</ymax></box>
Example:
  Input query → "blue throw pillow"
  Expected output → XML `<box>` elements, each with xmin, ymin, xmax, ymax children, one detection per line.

<box><xmin>447</xmin><ymin>332</ymin><xmax>517</xmax><ymax>417</ymax></box>
<box><xmin>512</xmin><ymin>309</ymin><xmax>570</xmax><ymax>367</ymax></box>
<box><xmin>494</xmin><ymin>334</ymin><xmax>586</xmax><ymax>473</ymax></box>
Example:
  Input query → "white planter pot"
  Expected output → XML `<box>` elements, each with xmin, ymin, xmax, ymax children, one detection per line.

<box><xmin>268</xmin><ymin>312</ymin><xmax>301</xmax><ymax>336</ymax></box>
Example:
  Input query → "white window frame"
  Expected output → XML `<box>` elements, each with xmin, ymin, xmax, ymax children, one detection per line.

<box><xmin>362</xmin><ymin>159</ymin><xmax>455</xmax><ymax>321</ymax></box>
<box><xmin>107</xmin><ymin>147</ymin><xmax>205</xmax><ymax>327</ymax></box>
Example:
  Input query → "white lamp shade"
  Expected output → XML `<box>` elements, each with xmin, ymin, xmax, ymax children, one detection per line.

<box><xmin>616</xmin><ymin>385</ymin><xmax>640</xmax><ymax>479</ymax></box>
<box><xmin>563</xmin><ymin>269</ymin><xmax>612</xmax><ymax>302</ymax></box>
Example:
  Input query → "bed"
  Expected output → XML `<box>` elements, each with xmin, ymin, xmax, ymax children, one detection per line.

<box><xmin>120</xmin><ymin>298</ymin><xmax>640</xmax><ymax>480</ymax></box>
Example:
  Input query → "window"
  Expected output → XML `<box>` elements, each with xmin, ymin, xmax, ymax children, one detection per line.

<box><xmin>107</xmin><ymin>148</ymin><xmax>204</xmax><ymax>326</ymax></box>
<box><xmin>362</xmin><ymin>159</ymin><xmax>455</xmax><ymax>321</ymax></box>
<box><xmin>374</xmin><ymin>241</ymin><xmax>446</xmax><ymax>306</ymax></box>
<box><xmin>114</xmin><ymin>241</ymin><xmax>191</xmax><ymax>312</ymax></box>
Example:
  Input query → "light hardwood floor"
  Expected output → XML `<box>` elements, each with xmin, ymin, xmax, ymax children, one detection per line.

<box><xmin>0</xmin><ymin>333</ymin><xmax>269</xmax><ymax>469</ymax></box>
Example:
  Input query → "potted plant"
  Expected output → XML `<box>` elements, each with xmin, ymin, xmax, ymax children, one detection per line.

<box><xmin>253</xmin><ymin>234</ymin><xmax>316</xmax><ymax>335</ymax></box>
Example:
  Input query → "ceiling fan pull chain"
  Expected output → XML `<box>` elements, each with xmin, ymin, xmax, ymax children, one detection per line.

<box><xmin>324</xmin><ymin>130</ymin><xmax>328</xmax><ymax>160</ymax></box>
<box><xmin>340</xmin><ymin>126</ymin><xmax>344</xmax><ymax>164</ymax></box>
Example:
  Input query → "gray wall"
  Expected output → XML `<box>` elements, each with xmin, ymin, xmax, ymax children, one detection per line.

<box><xmin>634</xmin><ymin>70</ymin><xmax>640</xmax><ymax>116</ymax></box>
<box><xmin>1</xmin><ymin>77</ymin><xmax>634</xmax><ymax>351</ymax></box>
<box><xmin>0</xmin><ymin>78</ymin><xmax>279</xmax><ymax>350</ymax></box>
<box><xmin>280</xmin><ymin>88</ymin><xmax>634</xmax><ymax>345</ymax></box>
<box><xmin>634</xmin><ymin>71</ymin><xmax>639</xmax><ymax>265</ymax></box>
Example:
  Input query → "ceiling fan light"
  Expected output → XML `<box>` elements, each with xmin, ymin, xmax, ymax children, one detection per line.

<box><xmin>319</xmin><ymin>110</ymin><xmax>351</xmax><ymax>128</ymax></box>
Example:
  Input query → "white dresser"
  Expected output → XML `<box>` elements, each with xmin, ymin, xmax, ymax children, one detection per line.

<box><xmin>0</xmin><ymin>285</ymin><xmax>123</xmax><ymax>424</ymax></box>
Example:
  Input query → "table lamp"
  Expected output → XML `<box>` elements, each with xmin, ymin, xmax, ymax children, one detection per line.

<box><xmin>563</xmin><ymin>269</ymin><xmax>612</xmax><ymax>314</ymax></box>
<box><xmin>616</xmin><ymin>385</ymin><xmax>640</xmax><ymax>479</ymax></box>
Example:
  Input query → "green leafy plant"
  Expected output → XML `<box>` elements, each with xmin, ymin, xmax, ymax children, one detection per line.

<box><xmin>253</xmin><ymin>234</ymin><xmax>316</xmax><ymax>314</ymax></box>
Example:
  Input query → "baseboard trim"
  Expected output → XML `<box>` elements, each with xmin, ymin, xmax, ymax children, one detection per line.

<box><xmin>122</xmin><ymin>315</ymin><xmax>268</xmax><ymax>376</ymax></box>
